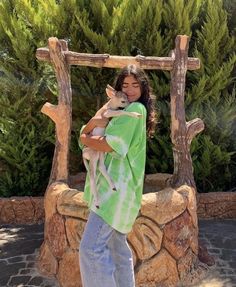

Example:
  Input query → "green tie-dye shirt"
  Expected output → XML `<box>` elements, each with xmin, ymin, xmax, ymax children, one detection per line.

<box><xmin>81</xmin><ymin>102</ymin><xmax>147</xmax><ymax>234</ymax></box>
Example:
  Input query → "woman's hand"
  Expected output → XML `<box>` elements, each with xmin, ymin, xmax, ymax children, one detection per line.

<box><xmin>91</xmin><ymin>113</ymin><xmax>109</xmax><ymax>128</ymax></box>
<box><xmin>80</xmin><ymin>112</ymin><xmax>109</xmax><ymax>135</ymax></box>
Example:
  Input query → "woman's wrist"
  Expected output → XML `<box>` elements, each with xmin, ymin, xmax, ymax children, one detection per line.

<box><xmin>81</xmin><ymin>118</ymin><xmax>96</xmax><ymax>134</ymax></box>
<box><xmin>80</xmin><ymin>134</ymin><xmax>113</xmax><ymax>152</ymax></box>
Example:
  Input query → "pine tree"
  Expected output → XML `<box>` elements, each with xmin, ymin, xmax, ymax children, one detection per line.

<box><xmin>223</xmin><ymin>0</ymin><xmax>236</xmax><ymax>36</ymax></box>
<box><xmin>187</xmin><ymin>0</ymin><xmax>236</xmax><ymax>191</ymax></box>
<box><xmin>0</xmin><ymin>0</ymin><xmax>235</xmax><ymax>195</ymax></box>
<box><xmin>0</xmin><ymin>0</ymin><xmax>58</xmax><ymax>196</ymax></box>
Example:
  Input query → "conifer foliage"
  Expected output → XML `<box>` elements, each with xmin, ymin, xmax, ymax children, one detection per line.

<box><xmin>0</xmin><ymin>0</ymin><xmax>235</xmax><ymax>196</ymax></box>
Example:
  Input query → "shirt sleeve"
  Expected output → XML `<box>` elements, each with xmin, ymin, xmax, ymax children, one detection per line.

<box><xmin>105</xmin><ymin>103</ymin><xmax>146</xmax><ymax>159</ymax></box>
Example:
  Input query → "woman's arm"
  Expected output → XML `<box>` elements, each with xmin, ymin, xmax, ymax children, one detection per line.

<box><xmin>80</xmin><ymin>117</ymin><xmax>106</xmax><ymax>134</ymax></box>
<box><xmin>80</xmin><ymin>116</ymin><xmax>113</xmax><ymax>153</ymax></box>
<box><xmin>80</xmin><ymin>134</ymin><xmax>113</xmax><ymax>152</ymax></box>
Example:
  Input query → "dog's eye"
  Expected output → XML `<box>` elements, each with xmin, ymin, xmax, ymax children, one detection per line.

<box><xmin>121</xmin><ymin>101</ymin><xmax>126</xmax><ymax>103</ymax></box>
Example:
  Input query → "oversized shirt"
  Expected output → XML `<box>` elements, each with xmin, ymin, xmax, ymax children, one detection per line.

<box><xmin>81</xmin><ymin>102</ymin><xmax>147</xmax><ymax>234</ymax></box>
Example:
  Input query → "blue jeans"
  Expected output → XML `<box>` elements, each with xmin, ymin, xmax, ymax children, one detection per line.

<box><xmin>79</xmin><ymin>211</ymin><xmax>135</xmax><ymax>287</ymax></box>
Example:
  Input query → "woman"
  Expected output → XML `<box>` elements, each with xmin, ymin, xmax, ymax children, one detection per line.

<box><xmin>79</xmin><ymin>64</ymin><xmax>156</xmax><ymax>287</ymax></box>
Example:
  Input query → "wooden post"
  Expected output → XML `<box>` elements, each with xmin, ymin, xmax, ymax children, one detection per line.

<box><xmin>41</xmin><ymin>37</ymin><xmax>72</xmax><ymax>184</ymax></box>
<box><xmin>170</xmin><ymin>35</ymin><xmax>204</xmax><ymax>188</ymax></box>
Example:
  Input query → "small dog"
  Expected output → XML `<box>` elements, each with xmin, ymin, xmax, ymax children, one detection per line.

<box><xmin>82</xmin><ymin>85</ymin><xmax>142</xmax><ymax>208</ymax></box>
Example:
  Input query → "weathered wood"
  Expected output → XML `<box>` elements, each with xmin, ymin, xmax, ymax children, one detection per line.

<box><xmin>36</xmin><ymin>48</ymin><xmax>200</xmax><ymax>70</ymax></box>
<box><xmin>186</xmin><ymin>118</ymin><xmax>205</xmax><ymax>144</ymax></box>
<box><xmin>170</xmin><ymin>35</ymin><xmax>204</xmax><ymax>188</ymax></box>
<box><xmin>41</xmin><ymin>38</ymin><xmax>72</xmax><ymax>184</ymax></box>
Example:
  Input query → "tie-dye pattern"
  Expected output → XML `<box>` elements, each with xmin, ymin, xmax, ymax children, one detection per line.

<box><xmin>82</xmin><ymin>102</ymin><xmax>147</xmax><ymax>233</ymax></box>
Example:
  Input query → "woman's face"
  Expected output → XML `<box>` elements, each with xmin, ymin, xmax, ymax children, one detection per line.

<box><xmin>121</xmin><ymin>75</ymin><xmax>141</xmax><ymax>103</ymax></box>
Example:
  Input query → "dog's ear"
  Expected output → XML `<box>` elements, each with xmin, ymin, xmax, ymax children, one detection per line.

<box><xmin>106</xmin><ymin>84</ymin><xmax>116</xmax><ymax>98</ymax></box>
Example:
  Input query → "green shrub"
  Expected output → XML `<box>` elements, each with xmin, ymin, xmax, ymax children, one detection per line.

<box><xmin>0</xmin><ymin>0</ymin><xmax>235</xmax><ymax>195</ymax></box>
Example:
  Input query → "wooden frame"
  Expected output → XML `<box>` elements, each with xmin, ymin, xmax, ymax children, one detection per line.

<box><xmin>36</xmin><ymin>34</ymin><xmax>204</xmax><ymax>188</ymax></box>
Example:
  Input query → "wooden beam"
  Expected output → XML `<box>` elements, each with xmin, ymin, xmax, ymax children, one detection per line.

<box><xmin>36</xmin><ymin>48</ymin><xmax>200</xmax><ymax>70</ymax></box>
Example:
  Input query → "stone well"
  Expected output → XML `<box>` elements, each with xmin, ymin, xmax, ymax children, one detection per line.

<box><xmin>36</xmin><ymin>35</ymin><xmax>207</xmax><ymax>286</ymax></box>
<box><xmin>37</xmin><ymin>175</ymin><xmax>207</xmax><ymax>287</ymax></box>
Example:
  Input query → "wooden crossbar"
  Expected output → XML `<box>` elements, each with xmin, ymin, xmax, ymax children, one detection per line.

<box><xmin>36</xmin><ymin>48</ymin><xmax>200</xmax><ymax>70</ymax></box>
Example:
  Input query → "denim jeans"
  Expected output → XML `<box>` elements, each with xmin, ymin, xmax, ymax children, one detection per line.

<box><xmin>79</xmin><ymin>211</ymin><xmax>135</xmax><ymax>287</ymax></box>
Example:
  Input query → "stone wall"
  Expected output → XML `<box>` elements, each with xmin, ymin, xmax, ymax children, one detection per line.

<box><xmin>0</xmin><ymin>173</ymin><xmax>235</xmax><ymax>225</ymax></box>
<box><xmin>1</xmin><ymin>192</ymin><xmax>236</xmax><ymax>225</ymax></box>
<box><xmin>0</xmin><ymin>197</ymin><xmax>44</xmax><ymax>224</ymax></box>
<box><xmin>197</xmin><ymin>192</ymin><xmax>236</xmax><ymax>219</ymax></box>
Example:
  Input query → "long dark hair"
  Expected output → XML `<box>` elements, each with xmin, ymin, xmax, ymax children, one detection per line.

<box><xmin>114</xmin><ymin>64</ymin><xmax>157</xmax><ymax>138</ymax></box>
